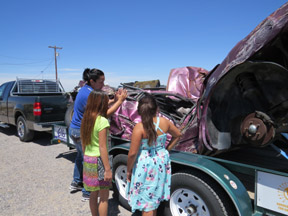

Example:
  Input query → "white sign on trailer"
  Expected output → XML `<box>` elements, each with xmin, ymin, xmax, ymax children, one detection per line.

<box><xmin>257</xmin><ymin>171</ymin><xmax>288</xmax><ymax>215</ymax></box>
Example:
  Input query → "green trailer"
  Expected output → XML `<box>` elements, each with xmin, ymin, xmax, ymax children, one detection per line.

<box><xmin>109</xmin><ymin>140</ymin><xmax>288</xmax><ymax>216</ymax></box>
<box><xmin>51</xmin><ymin>125</ymin><xmax>288</xmax><ymax>216</ymax></box>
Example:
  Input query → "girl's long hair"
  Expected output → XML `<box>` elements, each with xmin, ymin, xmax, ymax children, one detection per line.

<box><xmin>81</xmin><ymin>90</ymin><xmax>108</xmax><ymax>148</ymax></box>
<box><xmin>137</xmin><ymin>94</ymin><xmax>158</xmax><ymax>146</ymax></box>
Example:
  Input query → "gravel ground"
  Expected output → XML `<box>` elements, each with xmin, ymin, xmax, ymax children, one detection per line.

<box><xmin>0</xmin><ymin>126</ymin><xmax>133</xmax><ymax>216</ymax></box>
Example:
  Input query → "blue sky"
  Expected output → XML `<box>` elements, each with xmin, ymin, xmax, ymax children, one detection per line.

<box><xmin>0</xmin><ymin>0</ymin><xmax>287</xmax><ymax>91</ymax></box>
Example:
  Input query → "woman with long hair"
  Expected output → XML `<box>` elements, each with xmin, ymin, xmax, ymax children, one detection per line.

<box><xmin>69</xmin><ymin>68</ymin><xmax>127</xmax><ymax>201</ymax></box>
<box><xmin>81</xmin><ymin>90</ymin><xmax>112</xmax><ymax>216</ymax></box>
<box><xmin>126</xmin><ymin>94</ymin><xmax>181</xmax><ymax>216</ymax></box>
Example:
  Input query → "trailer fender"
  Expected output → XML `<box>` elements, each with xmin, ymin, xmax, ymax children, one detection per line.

<box><xmin>170</xmin><ymin>151</ymin><xmax>253</xmax><ymax>216</ymax></box>
<box><xmin>109</xmin><ymin>143</ymin><xmax>130</xmax><ymax>156</ymax></box>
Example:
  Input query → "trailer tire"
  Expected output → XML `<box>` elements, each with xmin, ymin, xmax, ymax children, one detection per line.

<box><xmin>65</xmin><ymin>102</ymin><xmax>74</xmax><ymax>127</ymax></box>
<box><xmin>17</xmin><ymin>116</ymin><xmax>34</xmax><ymax>142</ymax></box>
<box><xmin>164</xmin><ymin>171</ymin><xmax>237</xmax><ymax>216</ymax></box>
<box><xmin>112</xmin><ymin>154</ymin><xmax>131</xmax><ymax>211</ymax></box>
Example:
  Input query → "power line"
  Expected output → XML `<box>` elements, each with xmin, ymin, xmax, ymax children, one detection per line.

<box><xmin>0</xmin><ymin>59</ymin><xmax>52</xmax><ymax>65</ymax></box>
<box><xmin>0</xmin><ymin>54</ymin><xmax>51</xmax><ymax>61</ymax></box>
<box><xmin>41</xmin><ymin>59</ymin><xmax>54</xmax><ymax>72</ymax></box>
<box><xmin>32</xmin><ymin>59</ymin><xmax>55</xmax><ymax>78</ymax></box>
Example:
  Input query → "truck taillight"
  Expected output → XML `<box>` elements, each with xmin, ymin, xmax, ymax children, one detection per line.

<box><xmin>33</xmin><ymin>102</ymin><xmax>42</xmax><ymax>116</ymax></box>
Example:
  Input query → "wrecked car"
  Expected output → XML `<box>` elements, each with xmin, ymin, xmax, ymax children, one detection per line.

<box><xmin>108</xmin><ymin>3</ymin><xmax>288</xmax><ymax>216</ymax></box>
<box><xmin>110</xmin><ymin>4</ymin><xmax>288</xmax><ymax>156</ymax></box>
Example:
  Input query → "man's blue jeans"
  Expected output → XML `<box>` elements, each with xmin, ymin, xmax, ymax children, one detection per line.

<box><xmin>69</xmin><ymin>127</ymin><xmax>90</xmax><ymax>196</ymax></box>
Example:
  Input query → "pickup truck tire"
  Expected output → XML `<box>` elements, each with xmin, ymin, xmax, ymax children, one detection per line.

<box><xmin>17</xmin><ymin>116</ymin><xmax>34</xmax><ymax>142</ymax></box>
<box><xmin>112</xmin><ymin>154</ymin><xmax>131</xmax><ymax>211</ymax></box>
<box><xmin>65</xmin><ymin>103</ymin><xmax>74</xmax><ymax>127</ymax></box>
<box><xmin>164</xmin><ymin>171</ymin><xmax>236</xmax><ymax>216</ymax></box>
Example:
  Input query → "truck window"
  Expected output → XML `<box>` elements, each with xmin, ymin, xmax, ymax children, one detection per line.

<box><xmin>0</xmin><ymin>83</ymin><xmax>9</xmax><ymax>99</ymax></box>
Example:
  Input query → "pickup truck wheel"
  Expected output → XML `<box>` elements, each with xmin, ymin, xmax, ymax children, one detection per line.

<box><xmin>65</xmin><ymin>102</ymin><xmax>74</xmax><ymax>127</ymax></box>
<box><xmin>164</xmin><ymin>171</ymin><xmax>237</xmax><ymax>216</ymax></box>
<box><xmin>17</xmin><ymin>116</ymin><xmax>34</xmax><ymax>142</ymax></box>
<box><xmin>112</xmin><ymin>154</ymin><xmax>131</xmax><ymax>211</ymax></box>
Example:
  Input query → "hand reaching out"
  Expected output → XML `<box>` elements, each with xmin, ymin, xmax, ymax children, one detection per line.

<box><xmin>115</xmin><ymin>88</ymin><xmax>127</xmax><ymax>102</ymax></box>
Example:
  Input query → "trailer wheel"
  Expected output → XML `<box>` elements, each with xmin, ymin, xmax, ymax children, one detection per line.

<box><xmin>65</xmin><ymin>102</ymin><xmax>74</xmax><ymax>127</ymax></box>
<box><xmin>164</xmin><ymin>171</ymin><xmax>237</xmax><ymax>216</ymax></box>
<box><xmin>17</xmin><ymin>116</ymin><xmax>34</xmax><ymax>142</ymax></box>
<box><xmin>112</xmin><ymin>154</ymin><xmax>131</xmax><ymax>210</ymax></box>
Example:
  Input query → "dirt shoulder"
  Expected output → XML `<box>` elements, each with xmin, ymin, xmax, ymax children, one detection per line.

<box><xmin>0</xmin><ymin>126</ymin><xmax>131</xmax><ymax>216</ymax></box>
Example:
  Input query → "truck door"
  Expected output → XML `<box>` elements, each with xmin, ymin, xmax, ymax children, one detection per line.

<box><xmin>0</xmin><ymin>82</ymin><xmax>13</xmax><ymax>122</ymax></box>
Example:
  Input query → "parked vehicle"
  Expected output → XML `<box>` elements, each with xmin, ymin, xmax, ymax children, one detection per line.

<box><xmin>52</xmin><ymin>3</ymin><xmax>288</xmax><ymax>216</ymax></box>
<box><xmin>0</xmin><ymin>78</ymin><xmax>69</xmax><ymax>141</ymax></box>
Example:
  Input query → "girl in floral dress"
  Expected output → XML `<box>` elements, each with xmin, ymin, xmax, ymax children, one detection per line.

<box><xmin>126</xmin><ymin>94</ymin><xmax>181</xmax><ymax>216</ymax></box>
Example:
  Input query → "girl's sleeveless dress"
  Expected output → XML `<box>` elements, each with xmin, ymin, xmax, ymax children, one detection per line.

<box><xmin>127</xmin><ymin>117</ymin><xmax>171</xmax><ymax>212</ymax></box>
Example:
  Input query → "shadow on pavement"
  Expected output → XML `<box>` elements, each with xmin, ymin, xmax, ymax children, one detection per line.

<box><xmin>0</xmin><ymin>125</ymin><xmax>17</xmax><ymax>136</ymax></box>
<box><xmin>56</xmin><ymin>149</ymin><xmax>77</xmax><ymax>163</ymax></box>
<box><xmin>32</xmin><ymin>131</ymin><xmax>57</xmax><ymax>146</ymax></box>
<box><xmin>0</xmin><ymin>125</ymin><xmax>57</xmax><ymax>146</ymax></box>
<box><xmin>0</xmin><ymin>126</ymin><xmax>56</xmax><ymax>147</ymax></box>
<box><xmin>108</xmin><ymin>191</ymin><xmax>141</xmax><ymax>216</ymax></box>
<box><xmin>108</xmin><ymin>195</ymin><xmax>122</xmax><ymax>216</ymax></box>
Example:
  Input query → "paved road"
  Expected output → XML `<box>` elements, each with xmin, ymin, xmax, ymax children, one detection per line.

<box><xmin>0</xmin><ymin>126</ymin><xmax>133</xmax><ymax>216</ymax></box>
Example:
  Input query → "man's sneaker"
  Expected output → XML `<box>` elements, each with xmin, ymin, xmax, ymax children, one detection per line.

<box><xmin>81</xmin><ymin>193</ymin><xmax>90</xmax><ymax>202</ymax></box>
<box><xmin>70</xmin><ymin>181</ymin><xmax>83</xmax><ymax>192</ymax></box>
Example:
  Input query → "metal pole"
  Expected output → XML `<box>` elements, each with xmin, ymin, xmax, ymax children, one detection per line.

<box><xmin>48</xmin><ymin>46</ymin><xmax>62</xmax><ymax>81</ymax></box>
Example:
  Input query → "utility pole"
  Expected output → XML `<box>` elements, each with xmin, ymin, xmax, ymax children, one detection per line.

<box><xmin>48</xmin><ymin>45</ymin><xmax>62</xmax><ymax>81</ymax></box>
